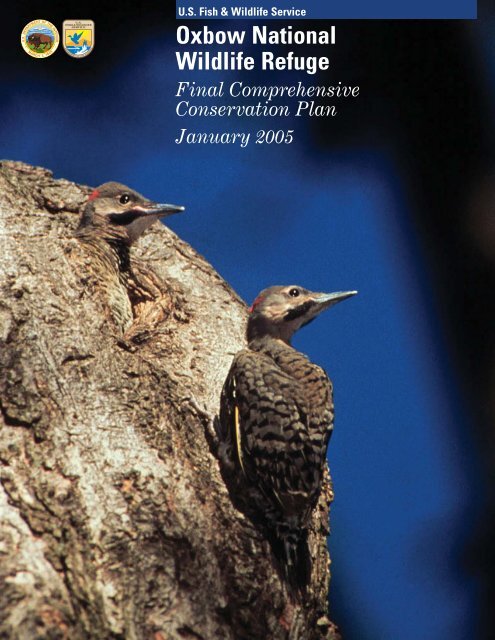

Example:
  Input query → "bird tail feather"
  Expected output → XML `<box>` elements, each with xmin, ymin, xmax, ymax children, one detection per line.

<box><xmin>273</xmin><ymin>524</ymin><xmax>311</xmax><ymax>598</ymax></box>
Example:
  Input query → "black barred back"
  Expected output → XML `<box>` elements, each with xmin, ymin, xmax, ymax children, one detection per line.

<box><xmin>218</xmin><ymin>335</ymin><xmax>334</xmax><ymax>589</ymax></box>
<box><xmin>75</xmin><ymin>235</ymin><xmax>133</xmax><ymax>332</ymax></box>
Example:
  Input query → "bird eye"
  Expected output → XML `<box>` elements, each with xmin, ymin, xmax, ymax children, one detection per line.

<box><xmin>119</xmin><ymin>194</ymin><xmax>130</xmax><ymax>204</ymax></box>
<box><xmin>289</xmin><ymin>288</ymin><xmax>300</xmax><ymax>297</ymax></box>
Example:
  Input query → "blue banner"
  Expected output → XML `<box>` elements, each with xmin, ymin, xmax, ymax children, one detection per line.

<box><xmin>176</xmin><ymin>0</ymin><xmax>476</xmax><ymax>19</ymax></box>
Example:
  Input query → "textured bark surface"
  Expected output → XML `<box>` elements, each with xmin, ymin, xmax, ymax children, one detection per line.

<box><xmin>0</xmin><ymin>161</ymin><xmax>339</xmax><ymax>640</ymax></box>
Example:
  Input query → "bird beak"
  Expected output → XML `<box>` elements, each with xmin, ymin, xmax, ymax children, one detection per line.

<box><xmin>134</xmin><ymin>202</ymin><xmax>185</xmax><ymax>217</ymax></box>
<box><xmin>313</xmin><ymin>290</ymin><xmax>358</xmax><ymax>310</ymax></box>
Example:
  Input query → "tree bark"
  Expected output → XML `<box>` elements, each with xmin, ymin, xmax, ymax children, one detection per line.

<box><xmin>0</xmin><ymin>161</ymin><xmax>339</xmax><ymax>640</ymax></box>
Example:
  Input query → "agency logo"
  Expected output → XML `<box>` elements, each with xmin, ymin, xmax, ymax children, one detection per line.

<box><xmin>63</xmin><ymin>20</ymin><xmax>94</xmax><ymax>58</ymax></box>
<box><xmin>21</xmin><ymin>19</ymin><xmax>59</xmax><ymax>58</ymax></box>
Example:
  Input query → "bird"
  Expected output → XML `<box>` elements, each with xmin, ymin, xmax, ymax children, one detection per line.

<box><xmin>75</xmin><ymin>181</ymin><xmax>184</xmax><ymax>332</ymax></box>
<box><xmin>69</xmin><ymin>31</ymin><xmax>84</xmax><ymax>45</ymax></box>
<box><xmin>218</xmin><ymin>284</ymin><xmax>357</xmax><ymax>593</ymax></box>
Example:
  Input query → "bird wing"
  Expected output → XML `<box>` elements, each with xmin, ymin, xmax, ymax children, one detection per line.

<box><xmin>220</xmin><ymin>349</ymin><xmax>330</xmax><ymax>517</ymax></box>
<box><xmin>219</xmin><ymin>369</ymin><xmax>245</xmax><ymax>473</ymax></box>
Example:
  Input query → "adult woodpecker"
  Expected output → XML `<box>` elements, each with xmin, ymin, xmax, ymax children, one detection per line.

<box><xmin>219</xmin><ymin>285</ymin><xmax>356</xmax><ymax>592</ymax></box>
<box><xmin>75</xmin><ymin>182</ymin><xmax>184</xmax><ymax>332</ymax></box>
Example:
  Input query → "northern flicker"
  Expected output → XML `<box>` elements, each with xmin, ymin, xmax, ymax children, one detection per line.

<box><xmin>75</xmin><ymin>182</ymin><xmax>184</xmax><ymax>332</ymax></box>
<box><xmin>218</xmin><ymin>285</ymin><xmax>356</xmax><ymax>592</ymax></box>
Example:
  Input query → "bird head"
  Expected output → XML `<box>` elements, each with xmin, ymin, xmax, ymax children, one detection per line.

<box><xmin>77</xmin><ymin>182</ymin><xmax>184</xmax><ymax>245</ymax></box>
<box><xmin>247</xmin><ymin>285</ymin><xmax>357</xmax><ymax>344</ymax></box>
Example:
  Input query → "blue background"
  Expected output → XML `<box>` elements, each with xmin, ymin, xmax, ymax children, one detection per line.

<box><xmin>3</xmin><ymin>11</ymin><xmax>492</xmax><ymax>640</ymax></box>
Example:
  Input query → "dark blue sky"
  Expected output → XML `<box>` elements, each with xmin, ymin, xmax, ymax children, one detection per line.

<box><xmin>3</xmin><ymin>29</ymin><xmax>481</xmax><ymax>640</ymax></box>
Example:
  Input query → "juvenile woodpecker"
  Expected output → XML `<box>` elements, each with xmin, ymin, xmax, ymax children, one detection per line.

<box><xmin>219</xmin><ymin>285</ymin><xmax>356</xmax><ymax>591</ymax></box>
<box><xmin>75</xmin><ymin>182</ymin><xmax>184</xmax><ymax>331</ymax></box>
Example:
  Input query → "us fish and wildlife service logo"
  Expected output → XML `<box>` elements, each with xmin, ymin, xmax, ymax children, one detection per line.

<box><xmin>63</xmin><ymin>20</ymin><xmax>94</xmax><ymax>58</ymax></box>
<box><xmin>21</xmin><ymin>19</ymin><xmax>59</xmax><ymax>58</ymax></box>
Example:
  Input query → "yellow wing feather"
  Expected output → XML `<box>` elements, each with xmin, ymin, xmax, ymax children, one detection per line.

<box><xmin>234</xmin><ymin>404</ymin><xmax>246</xmax><ymax>475</ymax></box>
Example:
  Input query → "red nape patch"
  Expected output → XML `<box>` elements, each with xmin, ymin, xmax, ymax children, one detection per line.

<box><xmin>249</xmin><ymin>295</ymin><xmax>264</xmax><ymax>313</ymax></box>
<box><xmin>88</xmin><ymin>189</ymin><xmax>100</xmax><ymax>201</ymax></box>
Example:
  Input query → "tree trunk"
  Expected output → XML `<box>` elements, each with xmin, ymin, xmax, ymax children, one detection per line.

<box><xmin>0</xmin><ymin>161</ymin><xmax>339</xmax><ymax>640</ymax></box>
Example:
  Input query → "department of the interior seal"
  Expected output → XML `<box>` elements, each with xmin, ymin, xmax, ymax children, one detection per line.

<box><xmin>21</xmin><ymin>19</ymin><xmax>59</xmax><ymax>58</ymax></box>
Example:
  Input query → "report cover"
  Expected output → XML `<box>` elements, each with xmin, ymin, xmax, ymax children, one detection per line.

<box><xmin>0</xmin><ymin>1</ymin><xmax>492</xmax><ymax>639</ymax></box>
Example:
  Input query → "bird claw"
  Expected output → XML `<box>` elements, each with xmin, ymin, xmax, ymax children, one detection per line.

<box><xmin>181</xmin><ymin>395</ymin><xmax>209</xmax><ymax>419</ymax></box>
<box><xmin>180</xmin><ymin>396</ymin><xmax>219</xmax><ymax>451</ymax></box>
